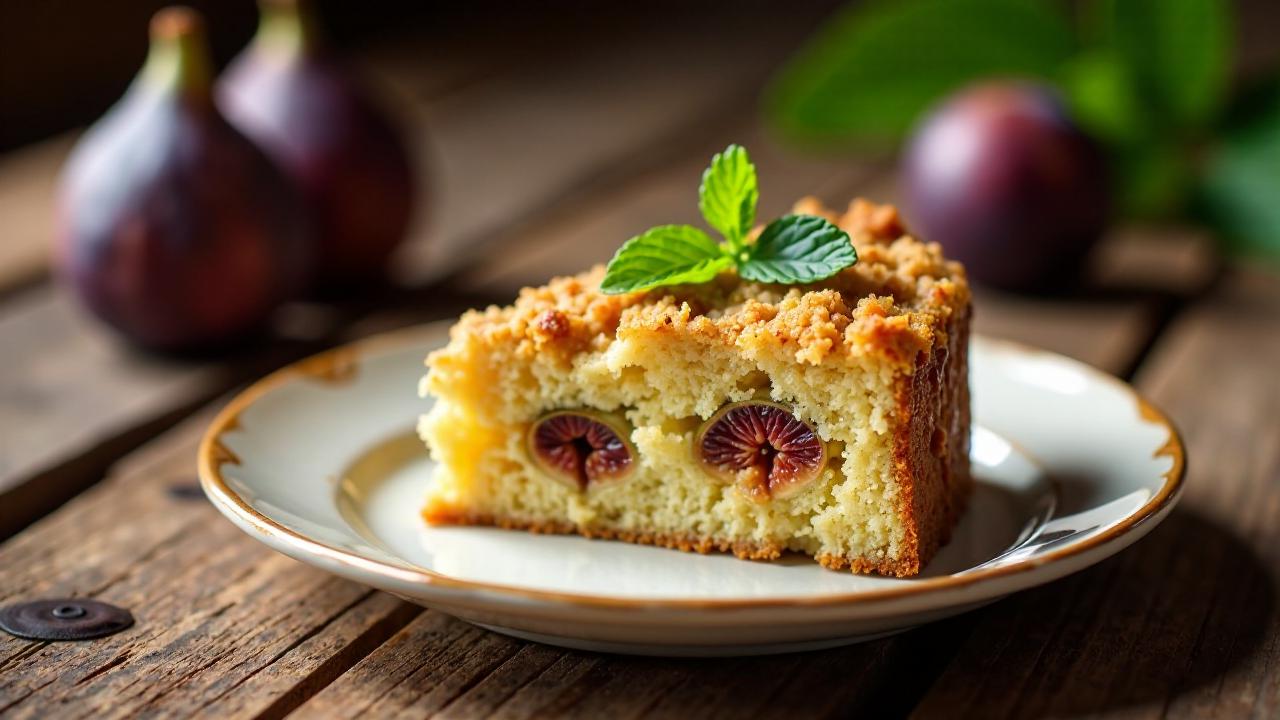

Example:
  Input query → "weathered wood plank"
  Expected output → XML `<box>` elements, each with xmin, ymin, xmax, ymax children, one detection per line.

<box><xmin>0</xmin><ymin>282</ymin><xmax>503</xmax><ymax>539</ymax></box>
<box><xmin>297</xmin><ymin>613</ymin><xmax>527</xmax><ymax>719</ymax></box>
<box><xmin>292</xmin><ymin>586</ymin><xmax>965</xmax><ymax>719</ymax></box>
<box><xmin>0</xmin><ymin>286</ymin><xmax>316</xmax><ymax>538</ymax></box>
<box><xmin>974</xmin><ymin>288</ymin><xmax>1158</xmax><ymax>376</ymax></box>
<box><xmin>912</xmin><ymin>265</ymin><xmax>1280</xmax><ymax>719</ymax></box>
<box><xmin>0</xmin><ymin>136</ymin><xmax>72</xmax><ymax>296</ymax></box>
<box><xmin>0</xmin><ymin>408</ymin><xmax>423</xmax><ymax>720</ymax></box>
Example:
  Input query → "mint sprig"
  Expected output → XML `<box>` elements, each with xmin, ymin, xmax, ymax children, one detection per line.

<box><xmin>601</xmin><ymin>144</ymin><xmax>857</xmax><ymax>294</ymax></box>
<box><xmin>598</xmin><ymin>226</ymin><xmax>734</xmax><ymax>294</ymax></box>
<box><xmin>698</xmin><ymin>144</ymin><xmax>758</xmax><ymax>249</ymax></box>
<box><xmin>739</xmin><ymin>214</ymin><xmax>858</xmax><ymax>283</ymax></box>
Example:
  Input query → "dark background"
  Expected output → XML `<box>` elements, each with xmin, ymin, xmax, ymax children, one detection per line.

<box><xmin>4</xmin><ymin>0</ymin><xmax>1280</xmax><ymax>154</ymax></box>
<box><xmin>0</xmin><ymin>0</ymin><xmax>821</xmax><ymax>152</ymax></box>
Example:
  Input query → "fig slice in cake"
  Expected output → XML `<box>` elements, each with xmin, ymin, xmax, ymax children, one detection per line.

<box><xmin>527</xmin><ymin>410</ymin><xmax>635</xmax><ymax>490</ymax></box>
<box><xmin>695</xmin><ymin>401</ymin><xmax>826</xmax><ymax>502</ymax></box>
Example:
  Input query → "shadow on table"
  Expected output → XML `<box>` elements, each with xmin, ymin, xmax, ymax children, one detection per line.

<box><xmin>561</xmin><ymin>508</ymin><xmax>1273</xmax><ymax>719</ymax></box>
<box><xmin>899</xmin><ymin>507</ymin><xmax>1273</xmax><ymax>717</ymax></box>
<box><xmin>1000</xmin><ymin>506</ymin><xmax>1275</xmax><ymax>716</ymax></box>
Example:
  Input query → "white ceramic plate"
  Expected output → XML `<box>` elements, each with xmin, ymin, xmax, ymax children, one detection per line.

<box><xmin>199</xmin><ymin>323</ymin><xmax>1184</xmax><ymax>656</ymax></box>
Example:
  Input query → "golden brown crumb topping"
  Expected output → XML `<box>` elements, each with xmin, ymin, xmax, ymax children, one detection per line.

<box><xmin>448</xmin><ymin>198</ymin><xmax>970</xmax><ymax>368</ymax></box>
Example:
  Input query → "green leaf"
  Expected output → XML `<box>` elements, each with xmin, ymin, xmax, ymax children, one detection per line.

<box><xmin>1059</xmin><ymin>50</ymin><xmax>1149</xmax><ymax>147</ymax></box>
<box><xmin>698</xmin><ymin>144</ymin><xmax>758</xmax><ymax>245</ymax></box>
<box><xmin>1113</xmin><ymin>139</ymin><xmax>1195</xmax><ymax>219</ymax></box>
<box><xmin>767</xmin><ymin>0</ymin><xmax>1074</xmax><ymax>143</ymax></box>
<box><xmin>1197</xmin><ymin>80</ymin><xmax>1280</xmax><ymax>260</ymax></box>
<box><xmin>1096</xmin><ymin>0</ymin><xmax>1230</xmax><ymax>131</ymax></box>
<box><xmin>739</xmin><ymin>215</ymin><xmax>857</xmax><ymax>284</ymax></box>
<box><xmin>600</xmin><ymin>225</ymin><xmax>733</xmax><ymax>294</ymax></box>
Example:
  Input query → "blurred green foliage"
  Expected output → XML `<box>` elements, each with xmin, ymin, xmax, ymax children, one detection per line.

<box><xmin>1199</xmin><ymin>79</ymin><xmax>1280</xmax><ymax>257</ymax></box>
<box><xmin>768</xmin><ymin>0</ymin><xmax>1280</xmax><ymax>260</ymax></box>
<box><xmin>769</xmin><ymin>0</ymin><xmax>1074</xmax><ymax>141</ymax></box>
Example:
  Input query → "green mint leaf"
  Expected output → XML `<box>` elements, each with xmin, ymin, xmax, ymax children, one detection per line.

<box><xmin>600</xmin><ymin>225</ymin><xmax>733</xmax><ymax>294</ymax></box>
<box><xmin>767</xmin><ymin>0</ymin><xmax>1074</xmax><ymax>142</ymax></box>
<box><xmin>1096</xmin><ymin>0</ymin><xmax>1230</xmax><ymax>132</ymax></box>
<box><xmin>698</xmin><ymin>144</ymin><xmax>758</xmax><ymax>244</ymax></box>
<box><xmin>739</xmin><ymin>215</ymin><xmax>857</xmax><ymax>284</ymax></box>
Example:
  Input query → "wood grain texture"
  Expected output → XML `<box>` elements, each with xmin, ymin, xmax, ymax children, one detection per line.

<box><xmin>0</xmin><ymin>283</ymin><xmax>496</xmax><ymax>539</ymax></box>
<box><xmin>296</xmin><ymin>611</ymin><xmax>974</xmax><ymax>719</ymax></box>
<box><xmin>0</xmin><ymin>287</ymin><xmax>316</xmax><ymax>537</ymax></box>
<box><xmin>0</xmin><ymin>408</ymin><xmax>423</xmax><ymax>719</ymax></box>
<box><xmin>912</xmin><ymin>265</ymin><xmax>1280</xmax><ymax>719</ymax></box>
<box><xmin>974</xmin><ymin>288</ymin><xmax>1157</xmax><ymax>377</ymax></box>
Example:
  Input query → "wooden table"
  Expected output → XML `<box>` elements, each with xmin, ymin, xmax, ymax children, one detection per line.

<box><xmin>2</xmin><ymin>7</ymin><xmax>1277</xmax><ymax>719</ymax></box>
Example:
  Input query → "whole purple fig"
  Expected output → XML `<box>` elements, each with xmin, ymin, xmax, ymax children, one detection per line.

<box><xmin>218</xmin><ymin>0</ymin><xmax>417</xmax><ymax>291</ymax></box>
<box><xmin>901</xmin><ymin>82</ymin><xmax>1110</xmax><ymax>292</ymax></box>
<box><xmin>56</xmin><ymin>7</ymin><xmax>309</xmax><ymax>352</ymax></box>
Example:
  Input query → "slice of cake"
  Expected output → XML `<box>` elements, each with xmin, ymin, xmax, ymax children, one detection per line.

<box><xmin>419</xmin><ymin>147</ymin><xmax>971</xmax><ymax>576</ymax></box>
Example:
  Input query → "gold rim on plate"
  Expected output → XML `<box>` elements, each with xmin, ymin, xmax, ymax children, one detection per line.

<box><xmin>197</xmin><ymin>325</ymin><xmax>1186</xmax><ymax>611</ymax></box>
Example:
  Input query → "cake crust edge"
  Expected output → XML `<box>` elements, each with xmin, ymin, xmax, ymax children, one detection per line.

<box><xmin>422</xmin><ymin>508</ymin><xmax>938</xmax><ymax>578</ymax></box>
<box><xmin>887</xmin><ymin>302</ymin><xmax>973</xmax><ymax>576</ymax></box>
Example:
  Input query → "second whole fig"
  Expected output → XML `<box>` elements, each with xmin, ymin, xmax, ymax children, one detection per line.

<box><xmin>219</xmin><ymin>0</ymin><xmax>417</xmax><ymax>292</ymax></box>
<box><xmin>901</xmin><ymin>82</ymin><xmax>1110</xmax><ymax>292</ymax></box>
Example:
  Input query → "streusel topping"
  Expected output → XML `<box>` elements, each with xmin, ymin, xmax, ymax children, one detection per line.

<box><xmin>449</xmin><ymin>198</ymin><xmax>969</xmax><ymax>367</ymax></box>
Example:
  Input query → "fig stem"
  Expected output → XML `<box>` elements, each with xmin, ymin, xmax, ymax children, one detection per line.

<box><xmin>256</xmin><ymin>0</ymin><xmax>320</xmax><ymax>56</ymax></box>
<box><xmin>142</xmin><ymin>7</ymin><xmax>214</xmax><ymax>99</ymax></box>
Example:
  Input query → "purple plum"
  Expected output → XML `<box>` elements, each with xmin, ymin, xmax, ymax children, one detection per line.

<box><xmin>901</xmin><ymin>81</ymin><xmax>1110</xmax><ymax>292</ymax></box>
